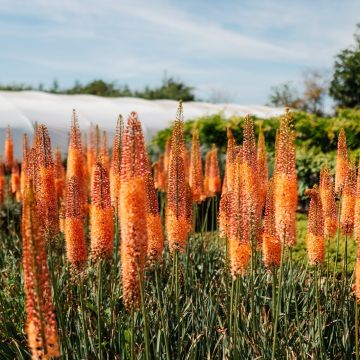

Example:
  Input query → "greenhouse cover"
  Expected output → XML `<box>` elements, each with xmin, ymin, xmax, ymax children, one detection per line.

<box><xmin>0</xmin><ymin>91</ymin><xmax>285</xmax><ymax>158</ymax></box>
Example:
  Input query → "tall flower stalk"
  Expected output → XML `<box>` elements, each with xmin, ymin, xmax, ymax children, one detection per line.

<box><xmin>166</xmin><ymin>101</ymin><xmax>188</xmax><ymax>253</ymax></box>
<box><xmin>90</xmin><ymin>161</ymin><xmax>114</xmax><ymax>260</ymax></box>
<box><xmin>67</xmin><ymin>111</ymin><xmax>86</xmax><ymax>210</ymax></box>
<box><xmin>22</xmin><ymin>182</ymin><xmax>60</xmax><ymax>359</ymax></box>
<box><xmin>335</xmin><ymin>128</ymin><xmax>349</xmax><ymax>195</ymax></box>
<box><xmin>4</xmin><ymin>126</ymin><xmax>14</xmax><ymax>171</ymax></box>
<box><xmin>262</xmin><ymin>179</ymin><xmax>281</xmax><ymax>269</ymax></box>
<box><xmin>305</xmin><ymin>186</ymin><xmax>325</xmax><ymax>265</ymax></box>
<box><xmin>189</xmin><ymin>129</ymin><xmax>203</xmax><ymax>203</ymax></box>
<box><xmin>35</xmin><ymin>125</ymin><xmax>59</xmax><ymax>238</ymax></box>
<box><xmin>319</xmin><ymin>166</ymin><xmax>337</xmax><ymax>238</ymax></box>
<box><xmin>65</xmin><ymin>176</ymin><xmax>87</xmax><ymax>268</ymax></box>
<box><xmin>274</xmin><ymin>109</ymin><xmax>297</xmax><ymax>246</ymax></box>
<box><xmin>110</xmin><ymin>115</ymin><xmax>124</xmax><ymax>208</ymax></box>
<box><xmin>120</xmin><ymin>112</ymin><xmax>148</xmax><ymax>309</ymax></box>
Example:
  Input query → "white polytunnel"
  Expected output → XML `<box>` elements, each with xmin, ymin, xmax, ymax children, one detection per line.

<box><xmin>0</xmin><ymin>91</ymin><xmax>285</xmax><ymax>158</ymax></box>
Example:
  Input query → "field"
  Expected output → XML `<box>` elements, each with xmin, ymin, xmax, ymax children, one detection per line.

<box><xmin>1</xmin><ymin>106</ymin><xmax>360</xmax><ymax>359</ymax></box>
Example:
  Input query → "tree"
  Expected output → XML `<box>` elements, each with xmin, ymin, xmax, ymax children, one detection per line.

<box><xmin>302</xmin><ymin>69</ymin><xmax>328</xmax><ymax>116</ymax></box>
<box><xmin>268</xmin><ymin>82</ymin><xmax>303</xmax><ymax>108</ymax></box>
<box><xmin>136</xmin><ymin>75</ymin><xmax>195</xmax><ymax>101</ymax></box>
<box><xmin>329</xmin><ymin>24</ymin><xmax>360</xmax><ymax>108</ymax></box>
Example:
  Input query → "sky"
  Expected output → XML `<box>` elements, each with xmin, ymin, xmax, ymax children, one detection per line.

<box><xmin>0</xmin><ymin>0</ymin><xmax>359</xmax><ymax>105</ymax></box>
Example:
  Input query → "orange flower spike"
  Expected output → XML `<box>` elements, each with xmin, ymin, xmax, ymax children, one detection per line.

<box><xmin>153</xmin><ymin>162</ymin><xmax>161</xmax><ymax>190</ymax></box>
<box><xmin>208</xmin><ymin>145</ymin><xmax>221</xmax><ymax>196</ymax></box>
<box><xmin>219</xmin><ymin>190</ymin><xmax>231</xmax><ymax>238</ymax></box>
<box><xmin>257</xmin><ymin>126</ymin><xmax>268</xmax><ymax>211</ymax></box>
<box><xmin>22</xmin><ymin>183</ymin><xmax>60</xmax><ymax>359</ymax></box>
<box><xmin>4</xmin><ymin>126</ymin><xmax>14</xmax><ymax>170</ymax></box>
<box><xmin>189</xmin><ymin>129</ymin><xmax>203</xmax><ymax>202</ymax></box>
<box><xmin>341</xmin><ymin>162</ymin><xmax>357</xmax><ymax>235</ymax></box>
<box><xmin>203</xmin><ymin>150</ymin><xmax>211</xmax><ymax>197</ymax></box>
<box><xmin>87</xmin><ymin>124</ymin><xmax>96</xmax><ymax>182</ymax></box>
<box><xmin>158</xmin><ymin>154</ymin><xmax>167</xmax><ymax>191</ymax></box>
<box><xmin>353</xmin><ymin>247</ymin><xmax>360</xmax><ymax>303</ymax></box>
<box><xmin>335</xmin><ymin>128</ymin><xmax>349</xmax><ymax>195</ymax></box>
<box><xmin>100</xmin><ymin>130</ymin><xmax>110</xmax><ymax>171</ymax></box>
<box><xmin>274</xmin><ymin>109</ymin><xmax>297</xmax><ymax>246</ymax></box>
<box><xmin>35</xmin><ymin>125</ymin><xmax>59</xmax><ymax>237</ymax></box>
<box><xmin>305</xmin><ymin>187</ymin><xmax>325</xmax><ymax>265</ymax></box>
<box><xmin>10</xmin><ymin>160</ymin><xmax>20</xmax><ymax>194</ymax></box>
<box><xmin>227</xmin><ymin>151</ymin><xmax>251</xmax><ymax>277</ymax></box>
<box><xmin>65</xmin><ymin>177</ymin><xmax>87</xmax><ymax>267</ymax></box>
<box><xmin>110</xmin><ymin>115</ymin><xmax>124</xmax><ymax>207</ymax></box>
<box><xmin>67</xmin><ymin>110</ymin><xmax>85</xmax><ymax>205</ymax></box>
<box><xmin>20</xmin><ymin>134</ymin><xmax>30</xmax><ymax>199</ymax></box>
<box><xmin>242</xmin><ymin>115</ymin><xmax>260</xmax><ymax>243</ymax></box>
<box><xmin>90</xmin><ymin>161</ymin><xmax>114</xmax><ymax>260</ymax></box>
<box><xmin>54</xmin><ymin>147</ymin><xmax>65</xmax><ymax>200</ymax></box>
<box><xmin>354</xmin><ymin>160</ymin><xmax>360</xmax><ymax>243</ymax></box>
<box><xmin>319</xmin><ymin>166</ymin><xmax>337</xmax><ymax>238</ymax></box>
<box><xmin>120</xmin><ymin>177</ymin><xmax>148</xmax><ymax>309</ymax></box>
<box><xmin>120</xmin><ymin>112</ymin><xmax>148</xmax><ymax>309</ymax></box>
<box><xmin>0</xmin><ymin>158</ymin><xmax>5</xmax><ymax>204</ymax></box>
<box><xmin>262</xmin><ymin>179</ymin><xmax>281</xmax><ymax>268</ymax></box>
<box><xmin>164</xmin><ymin>136</ymin><xmax>171</xmax><ymax>175</ymax></box>
<box><xmin>166</xmin><ymin>101</ymin><xmax>188</xmax><ymax>253</ymax></box>
<box><xmin>225</xmin><ymin>128</ymin><xmax>237</xmax><ymax>192</ymax></box>
<box><xmin>145</xmin><ymin>161</ymin><xmax>164</xmax><ymax>264</ymax></box>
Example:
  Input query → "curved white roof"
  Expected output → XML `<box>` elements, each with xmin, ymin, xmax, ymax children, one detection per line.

<box><xmin>0</xmin><ymin>91</ymin><xmax>285</xmax><ymax>158</ymax></box>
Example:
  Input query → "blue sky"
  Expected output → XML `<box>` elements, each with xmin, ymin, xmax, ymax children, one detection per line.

<box><xmin>0</xmin><ymin>0</ymin><xmax>359</xmax><ymax>105</ymax></box>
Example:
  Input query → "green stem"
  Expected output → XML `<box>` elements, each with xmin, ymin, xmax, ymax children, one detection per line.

<box><xmin>79</xmin><ymin>276</ymin><xmax>89</xmax><ymax>359</ymax></box>
<box><xmin>97</xmin><ymin>261</ymin><xmax>102</xmax><ymax>360</ymax></box>
<box><xmin>250</xmin><ymin>237</ymin><xmax>255</xmax><ymax>337</ymax></box>
<box><xmin>155</xmin><ymin>265</ymin><xmax>171</xmax><ymax>360</ymax></box>
<box><xmin>315</xmin><ymin>266</ymin><xmax>324</xmax><ymax>359</ymax></box>
<box><xmin>229</xmin><ymin>278</ymin><xmax>234</xmax><ymax>353</ymax></box>
<box><xmin>356</xmin><ymin>300</ymin><xmax>359</xmax><ymax>360</ymax></box>
<box><xmin>137</xmin><ymin>262</ymin><xmax>150</xmax><ymax>360</ymax></box>
<box><xmin>233</xmin><ymin>277</ymin><xmax>240</xmax><ymax>358</ymax></box>
<box><xmin>271</xmin><ymin>240</ymin><xmax>285</xmax><ymax>360</ymax></box>
<box><xmin>175</xmin><ymin>250</ymin><xmax>180</xmax><ymax>359</ymax></box>
<box><xmin>289</xmin><ymin>248</ymin><xmax>304</xmax><ymax>359</ymax></box>
<box><xmin>333</xmin><ymin>198</ymin><xmax>342</xmax><ymax>282</ymax></box>
<box><xmin>130</xmin><ymin>308</ymin><xmax>135</xmax><ymax>360</ymax></box>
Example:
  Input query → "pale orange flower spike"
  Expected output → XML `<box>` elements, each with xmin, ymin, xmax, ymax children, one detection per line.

<box><xmin>4</xmin><ymin>125</ymin><xmax>14</xmax><ymax>170</ymax></box>
<box><xmin>34</xmin><ymin>125</ymin><xmax>59</xmax><ymax>238</ymax></box>
<box><xmin>145</xmin><ymin>160</ymin><xmax>164</xmax><ymax>264</ymax></box>
<box><xmin>305</xmin><ymin>186</ymin><xmax>325</xmax><ymax>265</ymax></box>
<box><xmin>319</xmin><ymin>166</ymin><xmax>337</xmax><ymax>238</ymax></box>
<box><xmin>274</xmin><ymin>109</ymin><xmax>298</xmax><ymax>246</ymax></box>
<box><xmin>20</xmin><ymin>134</ymin><xmax>30</xmax><ymax>200</ymax></box>
<box><xmin>166</xmin><ymin>101</ymin><xmax>188</xmax><ymax>253</ymax></box>
<box><xmin>110</xmin><ymin>114</ymin><xmax>124</xmax><ymax>208</ymax></box>
<box><xmin>257</xmin><ymin>126</ymin><xmax>268</xmax><ymax>212</ymax></box>
<box><xmin>335</xmin><ymin>128</ymin><xmax>349</xmax><ymax>195</ymax></box>
<box><xmin>189</xmin><ymin>129</ymin><xmax>204</xmax><ymax>202</ymax></box>
<box><xmin>120</xmin><ymin>112</ymin><xmax>148</xmax><ymax>309</ymax></box>
<box><xmin>340</xmin><ymin>162</ymin><xmax>356</xmax><ymax>235</ymax></box>
<box><xmin>262</xmin><ymin>179</ymin><xmax>281</xmax><ymax>269</ymax></box>
<box><xmin>353</xmin><ymin>247</ymin><xmax>360</xmax><ymax>303</ymax></box>
<box><xmin>227</xmin><ymin>150</ymin><xmax>251</xmax><ymax>277</ymax></box>
<box><xmin>0</xmin><ymin>157</ymin><xmax>5</xmax><ymax>205</ymax></box>
<box><xmin>67</xmin><ymin>110</ymin><xmax>86</xmax><ymax>210</ymax></box>
<box><xmin>65</xmin><ymin>176</ymin><xmax>87</xmax><ymax>267</ymax></box>
<box><xmin>354</xmin><ymin>159</ymin><xmax>360</xmax><ymax>243</ymax></box>
<box><xmin>90</xmin><ymin>161</ymin><xmax>114</xmax><ymax>260</ymax></box>
<box><xmin>22</xmin><ymin>183</ymin><xmax>60</xmax><ymax>359</ymax></box>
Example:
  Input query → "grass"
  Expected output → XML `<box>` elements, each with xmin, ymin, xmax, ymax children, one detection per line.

<box><xmin>0</xmin><ymin>199</ymin><xmax>359</xmax><ymax>359</ymax></box>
